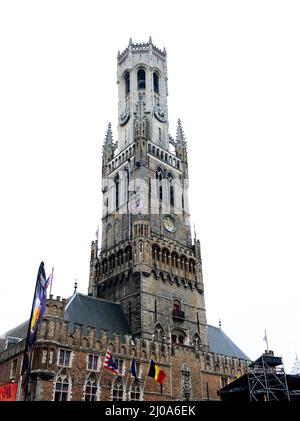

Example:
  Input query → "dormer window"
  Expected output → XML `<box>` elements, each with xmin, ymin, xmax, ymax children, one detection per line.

<box><xmin>124</xmin><ymin>71</ymin><xmax>130</xmax><ymax>95</ymax></box>
<box><xmin>153</xmin><ymin>72</ymin><xmax>159</xmax><ymax>93</ymax></box>
<box><xmin>137</xmin><ymin>68</ymin><xmax>146</xmax><ymax>90</ymax></box>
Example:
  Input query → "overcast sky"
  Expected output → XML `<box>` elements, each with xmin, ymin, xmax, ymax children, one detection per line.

<box><xmin>0</xmin><ymin>1</ymin><xmax>299</xmax><ymax>373</ymax></box>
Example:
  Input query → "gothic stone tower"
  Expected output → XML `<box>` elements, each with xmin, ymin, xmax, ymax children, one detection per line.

<box><xmin>89</xmin><ymin>38</ymin><xmax>208</xmax><ymax>352</ymax></box>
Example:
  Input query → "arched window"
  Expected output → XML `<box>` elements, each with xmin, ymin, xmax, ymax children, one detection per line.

<box><xmin>153</xmin><ymin>72</ymin><xmax>159</xmax><ymax>93</ymax></box>
<box><xmin>180</xmin><ymin>255</ymin><xmax>187</xmax><ymax>270</ymax></box>
<box><xmin>189</xmin><ymin>259</ymin><xmax>195</xmax><ymax>273</ymax></box>
<box><xmin>171</xmin><ymin>328</ymin><xmax>186</xmax><ymax>345</ymax></box>
<box><xmin>173</xmin><ymin>299</ymin><xmax>181</xmax><ymax>312</ymax></box>
<box><xmin>162</xmin><ymin>248</ymin><xmax>170</xmax><ymax>265</ymax></box>
<box><xmin>192</xmin><ymin>333</ymin><xmax>201</xmax><ymax>350</ymax></box>
<box><xmin>152</xmin><ymin>244</ymin><xmax>160</xmax><ymax>261</ymax></box>
<box><xmin>137</xmin><ymin>68</ymin><xmax>146</xmax><ymax>90</ymax></box>
<box><xmin>112</xmin><ymin>378</ymin><xmax>124</xmax><ymax>401</ymax></box>
<box><xmin>115</xmin><ymin>174</ymin><xmax>119</xmax><ymax>209</ymax></box>
<box><xmin>54</xmin><ymin>369</ymin><xmax>71</xmax><ymax>401</ymax></box>
<box><xmin>125</xmin><ymin>245</ymin><xmax>132</xmax><ymax>262</ymax></box>
<box><xmin>124</xmin><ymin>168</ymin><xmax>129</xmax><ymax>202</ymax></box>
<box><xmin>154</xmin><ymin>323</ymin><xmax>164</xmax><ymax>341</ymax></box>
<box><xmin>130</xmin><ymin>381</ymin><xmax>141</xmax><ymax>401</ymax></box>
<box><xmin>171</xmin><ymin>252</ymin><xmax>179</xmax><ymax>268</ymax></box>
<box><xmin>170</xmin><ymin>186</ymin><xmax>174</xmax><ymax>207</ymax></box>
<box><xmin>84</xmin><ymin>374</ymin><xmax>98</xmax><ymax>401</ymax></box>
<box><xmin>124</xmin><ymin>71</ymin><xmax>130</xmax><ymax>95</ymax></box>
<box><xmin>156</xmin><ymin>168</ymin><xmax>163</xmax><ymax>201</ymax></box>
<box><xmin>167</xmin><ymin>173</ymin><xmax>174</xmax><ymax>207</ymax></box>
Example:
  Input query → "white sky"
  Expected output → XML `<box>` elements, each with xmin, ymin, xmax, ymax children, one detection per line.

<box><xmin>0</xmin><ymin>1</ymin><xmax>299</xmax><ymax>373</ymax></box>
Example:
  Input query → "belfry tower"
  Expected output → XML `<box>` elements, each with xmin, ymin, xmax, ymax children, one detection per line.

<box><xmin>89</xmin><ymin>38</ymin><xmax>208</xmax><ymax>351</ymax></box>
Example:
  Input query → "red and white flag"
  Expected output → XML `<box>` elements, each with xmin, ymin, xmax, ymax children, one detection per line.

<box><xmin>103</xmin><ymin>350</ymin><xmax>119</xmax><ymax>375</ymax></box>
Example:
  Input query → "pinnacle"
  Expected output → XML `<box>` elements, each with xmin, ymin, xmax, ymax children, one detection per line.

<box><xmin>104</xmin><ymin>122</ymin><xmax>113</xmax><ymax>145</ymax></box>
<box><xmin>176</xmin><ymin>118</ymin><xmax>186</xmax><ymax>145</ymax></box>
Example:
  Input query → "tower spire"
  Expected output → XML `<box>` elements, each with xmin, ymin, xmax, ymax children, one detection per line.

<box><xmin>104</xmin><ymin>122</ymin><xmax>113</xmax><ymax>147</ymax></box>
<box><xmin>102</xmin><ymin>122</ymin><xmax>117</xmax><ymax>163</ymax></box>
<box><xmin>176</xmin><ymin>118</ymin><xmax>186</xmax><ymax>145</ymax></box>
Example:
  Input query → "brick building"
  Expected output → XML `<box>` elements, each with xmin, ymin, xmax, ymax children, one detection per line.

<box><xmin>0</xmin><ymin>39</ymin><xmax>249</xmax><ymax>401</ymax></box>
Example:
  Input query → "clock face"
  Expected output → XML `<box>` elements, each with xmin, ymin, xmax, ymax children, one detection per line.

<box><xmin>119</xmin><ymin>110</ymin><xmax>130</xmax><ymax>126</ymax></box>
<box><xmin>163</xmin><ymin>215</ymin><xmax>176</xmax><ymax>233</ymax></box>
<box><xmin>153</xmin><ymin>106</ymin><xmax>168</xmax><ymax>123</ymax></box>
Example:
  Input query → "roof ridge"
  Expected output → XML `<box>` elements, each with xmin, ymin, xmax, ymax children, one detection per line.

<box><xmin>75</xmin><ymin>292</ymin><xmax>122</xmax><ymax>306</ymax></box>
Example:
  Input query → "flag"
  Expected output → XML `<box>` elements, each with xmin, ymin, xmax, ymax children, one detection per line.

<box><xmin>21</xmin><ymin>262</ymin><xmax>51</xmax><ymax>398</ymax></box>
<box><xmin>148</xmin><ymin>359</ymin><xmax>166</xmax><ymax>384</ymax></box>
<box><xmin>103</xmin><ymin>350</ymin><xmax>119</xmax><ymax>375</ymax></box>
<box><xmin>27</xmin><ymin>262</ymin><xmax>49</xmax><ymax>348</ymax></box>
<box><xmin>129</xmin><ymin>357</ymin><xmax>139</xmax><ymax>382</ymax></box>
<box><xmin>0</xmin><ymin>383</ymin><xmax>18</xmax><ymax>401</ymax></box>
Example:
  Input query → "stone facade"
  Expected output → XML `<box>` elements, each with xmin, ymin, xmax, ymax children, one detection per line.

<box><xmin>0</xmin><ymin>39</ymin><xmax>249</xmax><ymax>401</ymax></box>
<box><xmin>0</xmin><ymin>296</ymin><xmax>247</xmax><ymax>401</ymax></box>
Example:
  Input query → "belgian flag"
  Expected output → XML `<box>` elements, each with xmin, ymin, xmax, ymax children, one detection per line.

<box><xmin>148</xmin><ymin>359</ymin><xmax>166</xmax><ymax>384</ymax></box>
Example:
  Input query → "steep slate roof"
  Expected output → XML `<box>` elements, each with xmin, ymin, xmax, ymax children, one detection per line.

<box><xmin>0</xmin><ymin>294</ymin><xmax>249</xmax><ymax>361</ymax></box>
<box><xmin>0</xmin><ymin>320</ymin><xmax>28</xmax><ymax>352</ymax></box>
<box><xmin>64</xmin><ymin>293</ymin><xmax>133</xmax><ymax>338</ymax></box>
<box><xmin>207</xmin><ymin>325</ymin><xmax>250</xmax><ymax>360</ymax></box>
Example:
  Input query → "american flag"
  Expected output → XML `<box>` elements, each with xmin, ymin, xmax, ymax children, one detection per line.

<box><xmin>103</xmin><ymin>350</ymin><xmax>119</xmax><ymax>375</ymax></box>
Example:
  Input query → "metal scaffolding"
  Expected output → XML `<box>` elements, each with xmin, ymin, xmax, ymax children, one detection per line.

<box><xmin>247</xmin><ymin>351</ymin><xmax>290</xmax><ymax>401</ymax></box>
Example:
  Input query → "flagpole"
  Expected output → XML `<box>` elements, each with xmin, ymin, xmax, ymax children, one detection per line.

<box><xmin>98</xmin><ymin>365</ymin><xmax>104</xmax><ymax>390</ymax></box>
<box><xmin>49</xmin><ymin>267</ymin><xmax>54</xmax><ymax>298</ymax></box>
<box><xmin>98</xmin><ymin>346</ymin><xmax>109</xmax><ymax>394</ymax></box>
<box><xmin>264</xmin><ymin>329</ymin><xmax>269</xmax><ymax>352</ymax></box>
<box><xmin>125</xmin><ymin>370</ymin><xmax>131</xmax><ymax>400</ymax></box>
<box><xmin>142</xmin><ymin>359</ymin><xmax>151</xmax><ymax>398</ymax></box>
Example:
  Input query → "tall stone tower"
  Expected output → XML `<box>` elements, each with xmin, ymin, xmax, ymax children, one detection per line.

<box><xmin>89</xmin><ymin>38</ymin><xmax>208</xmax><ymax>351</ymax></box>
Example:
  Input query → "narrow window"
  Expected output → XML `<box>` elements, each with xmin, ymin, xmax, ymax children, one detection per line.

<box><xmin>170</xmin><ymin>185</ymin><xmax>174</xmax><ymax>207</ymax></box>
<box><xmin>116</xmin><ymin>359</ymin><xmax>124</xmax><ymax>375</ymax></box>
<box><xmin>10</xmin><ymin>359</ymin><xmax>17</xmax><ymax>379</ymax></box>
<box><xmin>115</xmin><ymin>175</ymin><xmax>119</xmax><ymax>209</ymax></box>
<box><xmin>87</xmin><ymin>354</ymin><xmax>99</xmax><ymax>371</ymax></box>
<box><xmin>124</xmin><ymin>71</ymin><xmax>130</xmax><ymax>95</ymax></box>
<box><xmin>137</xmin><ymin>68</ymin><xmax>146</xmax><ymax>90</ymax></box>
<box><xmin>153</xmin><ymin>72</ymin><xmax>159</xmax><ymax>93</ymax></box>
<box><xmin>84</xmin><ymin>378</ymin><xmax>98</xmax><ymax>401</ymax></box>
<box><xmin>112</xmin><ymin>382</ymin><xmax>124</xmax><ymax>401</ymax></box>
<box><xmin>54</xmin><ymin>372</ymin><xmax>70</xmax><ymax>401</ymax></box>
<box><xmin>159</xmin><ymin>128</ymin><xmax>161</xmax><ymax>142</ymax></box>
<box><xmin>58</xmin><ymin>349</ymin><xmax>71</xmax><ymax>367</ymax></box>
<box><xmin>130</xmin><ymin>383</ymin><xmax>141</xmax><ymax>401</ymax></box>
<box><xmin>159</xmin><ymin>186</ymin><xmax>163</xmax><ymax>201</ymax></box>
